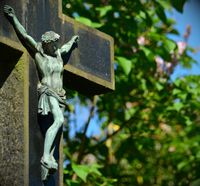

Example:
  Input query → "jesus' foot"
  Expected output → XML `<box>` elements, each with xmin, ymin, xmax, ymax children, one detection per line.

<box><xmin>40</xmin><ymin>156</ymin><xmax>58</xmax><ymax>171</ymax></box>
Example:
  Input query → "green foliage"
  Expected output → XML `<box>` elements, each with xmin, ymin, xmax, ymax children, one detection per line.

<box><xmin>171</xmin><ymin>0</ymin><xmax>187</xmax><ymax>13</ymax></box>
<box><xmin>71</xmin><ymin>163</ymin><xmax>102</xmax><ymax>182</ymax></box>
<box><xmin>116</xmin><ymin>56</ymin><xmax>132</xmax><ymax>75</ymax></box>
<box><xmin>75</xmin><ymin>17</ymin><xmax>103</xmax><ymax>28</ymax></box>
<box><xmin>62</xmin><ymin>0</ymin><xmax>200</xmax><ymax>185</ymax></box>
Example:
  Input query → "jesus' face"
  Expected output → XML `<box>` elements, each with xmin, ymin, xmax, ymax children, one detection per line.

<box><xmin>42</xmin><ymin>40</ymin><xmax>59</xmax><ymax>57</ymax></box>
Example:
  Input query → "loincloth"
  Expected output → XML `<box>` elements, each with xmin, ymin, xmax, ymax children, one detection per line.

<box><xmin>37</xmin><ymin>84</ymin><xmax>66</xmax><ymax>115</ymax></box>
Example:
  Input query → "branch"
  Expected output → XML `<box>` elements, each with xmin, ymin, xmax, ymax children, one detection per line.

<box><xmin>87</xmin><ymin>115</ymin><xmax>136</xmax><ymax>152</ymax></box>
<box><xmin>77</xmin><ymin>96</ymin><xmax>98</xmax><ymax>164</ymax></box>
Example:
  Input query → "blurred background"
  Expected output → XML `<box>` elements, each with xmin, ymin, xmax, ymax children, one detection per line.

<box><xmin>62</xmin><ymin>0</ymin><xmax>200</xmax><ymax>185</ymax></box>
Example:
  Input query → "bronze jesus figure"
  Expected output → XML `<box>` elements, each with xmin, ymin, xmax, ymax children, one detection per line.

<box><xmin>4</xmin><ymin>5</ymin><xmax>79</xmax><ymax>181</ymax></box>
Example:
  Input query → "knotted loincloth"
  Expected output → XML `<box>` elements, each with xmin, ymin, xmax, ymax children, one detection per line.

<box><xmin>37</xmin><ymin>84</ymin><xmax>66</xmax><ymax>115</ymax></box>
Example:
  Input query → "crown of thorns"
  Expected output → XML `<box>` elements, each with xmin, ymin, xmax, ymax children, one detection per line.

<box><xmin>41</xmin><ymin>31</ymin><xmax>60</xmax><ymax>43</ymax></box>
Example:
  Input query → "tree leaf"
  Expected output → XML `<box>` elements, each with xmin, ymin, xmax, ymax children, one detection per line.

<box><xmin>91</xmin><ymin>22</ymin><xmax>103</xmax><ymax>28</ymax></box>
<box><xmin>66</xmin><ymin>180</ymin><xmax>80</xmax><ymax>186</ymax></box>
<box><xmin>89</xmin><ymin>163</ymin><xmax>103</xmax><ymax>176</ymax></box>
<box><xmin>164</xmin><ymin>39</ymin><xmax>176</xmax><ymax>52</ymax></box>
<box><xmin>171</xmin><ymin>0</ymin><xmax>187</xmax><ymax>13</ymax></box>
<box><xmin>158</xmin><ymin>1</ymin><xmax>171</xmax><ymax>9</ymax></box>
<box><xmin>75</xmin><ymin>16</ymin><xmax>92</xmax><ymax>27</ymax></box>
<box><xmin>140</xmin><ymin>46</ymin><xmax>154</xmax><ymax>61</ymax></box>
<box><xmin>75</xmin><ymin>16</ymin><xmax>103</xmax><ymax>28</ymax></box>
<box><xmin>172</xmin><ymin>88</ymin><xmax>181</xmax><ymax>95</ymax></box>
<box><xmin>173</xmin><ymin>102</ymin><xmax>184</xmax><ymax>112</ymax></box>
<box><xmin>96</xmin><ymin>5</ymin><xmax>112</xmax><ymax>17</ymax></box>
<box><xmin>177</xmin><ymin>161</ymin><xmax>188</xmax><ymax>170</ymax></box>
<box><xmin>72</xmin><ymin>163</ymin><xmax>90</xmax><ymax>182</ymax></box>
<box><xmin>116</xmin><ymin>56</ymin><xmax>132</xmax><ymax>75</ymax></box>
<box><xmin>156</xmin><ymin>4</ymin><xmax>167</xmax><ymax>23</ymax></box>
<box><xmin>155</xmin><ymin>82</ymin><xmax>164</xmax><ymax>91</ymax></box>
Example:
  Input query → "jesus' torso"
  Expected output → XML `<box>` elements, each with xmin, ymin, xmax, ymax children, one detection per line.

<box><xmin>35</xmin><ymin>49</ymin><xmax>64</xmax><ymax>92</ymax></box>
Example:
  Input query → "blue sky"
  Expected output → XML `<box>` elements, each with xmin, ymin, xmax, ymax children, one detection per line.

<box><xmin>169</xmin><ymin>0</ymin><xmax>200</xmax><ymax>79</ymax></box>
<box><xmin>67</xmin><ymin>98</ymin><xmax>103</xmax><ymax>138</ymax></box>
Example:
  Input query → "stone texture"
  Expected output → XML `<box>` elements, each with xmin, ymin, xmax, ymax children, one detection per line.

<box><xmin>0</xmin><ymin>46</ymin><xmax>25</xmax><ymax>186</ymax></box>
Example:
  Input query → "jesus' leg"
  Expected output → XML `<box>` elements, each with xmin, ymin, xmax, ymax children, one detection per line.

<box><xmin>42</xmin><ymin>96</ymin><xmax>64</xmax><ymax>169</ymax></box>
<box><xmin>49</xmin><ymin>127</ymin><xmax>62</xmax><ymax>164</ymax></box>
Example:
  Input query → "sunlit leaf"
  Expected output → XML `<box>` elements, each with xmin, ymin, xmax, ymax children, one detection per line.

<box><xmin>140</xmin><ymin>46</ymin><xmax>154</xmax><ymax>61</ymax></box>
<box><xmin>96</xmin><ymin>5</ymin><xmax>112</xmax><ymax>17</ymax></box>
<box><xmin>116</xmin><ymin>56</ymin><xmax>132</xmax><ymax>75</ymax></box>
<box><xmin>75</xmin><ymin>16</ymin><xmax>92</xmax><ymax>27</ymax></box>
<box><xmin>164</xmin><ymin>39</ymin><xmax>176</xmax><ymax>52</ymax></box>
<box><xmin>89</xmin><ymin>164</ymin><xmax>103</xmax><ymax>176</ymax></box>
<box><xmin>158</xmin><ymin>1</ymin><xmax>171</xmax><ymax>9</ymax></box>
<box><xmin>91</xmin><ymin>22</ymin><xmax>103</xmax><ymax>28</ymax></box>
<box><xmin>155</xmin><ymin>82</ymin><xmax>164</xmax><ymax>91</ymax></box>
<box><xmin>66</xmin><ymin>180</ymin><xmax>80</xmax><ymax>186</ymax></box>
<box><xmin>177</xmin><ymin>161</ymin><xmax>188</xmax><ymax>170</ymax></box>
<box><xmin>75</xmin><ymin>16</ymin><xmax>103</xmax><ymax>28</ymax></box>
<box><xmin>72</xmin><ymin>163</ymin><xmax>90</xmax><ymax>182</ymax></box>
<box><xmin>173</xmin><ymin>102</ymin><xmax>184</xmax><ymax>112</ymax></box>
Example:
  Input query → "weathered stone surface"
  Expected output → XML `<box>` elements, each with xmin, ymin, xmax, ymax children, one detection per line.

<box><xmin>0</xmin><ymin>44</ymin><xmax>25</xmax><ymax>186</ymax></box>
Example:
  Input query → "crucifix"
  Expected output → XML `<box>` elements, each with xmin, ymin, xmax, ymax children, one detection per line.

<box><xmin>0</xmin><ymin>0</ymin><xmax>114</xmax><ymax>186</ymax></box>
<box><xmin>4</xmin><ymin>4</ymin><xmax>80</xmax><ymax>182</ymax></box>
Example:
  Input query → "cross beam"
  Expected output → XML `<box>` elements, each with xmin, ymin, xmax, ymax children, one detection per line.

<box><xmin>0</xmin><ymin>0</ymin><xmax>114</xmax><ymax>95</ymax></box>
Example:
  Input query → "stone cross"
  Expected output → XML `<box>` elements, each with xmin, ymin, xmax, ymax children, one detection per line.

<box><xmin>0</xmin><ymin>0</ymin><xmax>114</xmax><ymax>186</ymax></box>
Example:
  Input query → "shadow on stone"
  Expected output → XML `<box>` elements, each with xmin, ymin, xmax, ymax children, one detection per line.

<box><xmin>0</xmin><ymin>42</ymin><xmax>23</xmax><ymax>88</ymax></box>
